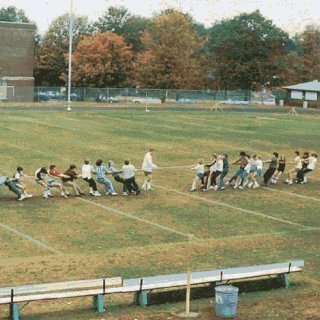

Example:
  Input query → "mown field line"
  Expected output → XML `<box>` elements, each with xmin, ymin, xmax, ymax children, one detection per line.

<box><xmin>78</xmin><ymin>198</ymin><xmax>200</xmax><ymax>240</ymax></box>
<box><xmin>263</xmin><ymin>187</ymin><xmax>320</xmax><ymax>203</ymax></box>
<box><xmin>156</xmin><ymin>185</ymin><xmax>319</xmax><ymax>230</ymax></box>
<box><xmin>0</xmin><ymin>222</ymin><xmax>62</xmax><ymax>254</ymax></box>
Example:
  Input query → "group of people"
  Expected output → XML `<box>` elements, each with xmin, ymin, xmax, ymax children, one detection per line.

<box><xmin>0</xmin><ymin>150</ymin><xmax>158</xmax><ymax>201</ymax></box>
<box><xmin>190</xmin><ymin>151</ymin><xmax>318</xmax><ymax>192</ymax></box>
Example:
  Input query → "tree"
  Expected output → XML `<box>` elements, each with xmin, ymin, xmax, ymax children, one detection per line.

<box><xmin>93</xmin><ymin>6</ymin><xmax>149</xmax><ymax>51</ymax></box>
<box><xmin>208</xmin><ymin>11</ymin><xmax>290</xmax><ymax>89</ymax></box>
<box><xmin>135</xmin><ymin>10</ymin><xmax>207</xmax><ymax>89</ymax></box>
<box><xmin>297</xmin><ymin>26</ymin><xmax>320</xmax><ymax>81</ymax></box>
<box><xmin>35</xmin><ymin>14</ymin><xmax>90</xmax><ymax>86</ymax></box>
<box><xmin>72</xmin><ymin>32</ymin><xmax>133</xmax><ymax>87</ymax></box>
<box><xmin>0</xmin><ymin>6</ymin><xmax>30</xmax><ymax>23</ymax></box>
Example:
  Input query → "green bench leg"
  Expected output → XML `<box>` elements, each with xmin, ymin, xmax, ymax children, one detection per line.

<box><xmin>134</xmin><ymin>290</ymin><xmax>148</xmax><ymax>307</ymax></box>
<box><xmin>93</xmin><ymin>294</ymin><xmax>105</xmax><ymax>313</ymax></box>
<box><xmin>283</xmin><ymin>273</ymin><xmax>290</xmax><ymax>289</ymax></box>
<box><xmin>10</xmin><ymin>303</ymin><xmax>19</xmax><ymax>320</ymax></box>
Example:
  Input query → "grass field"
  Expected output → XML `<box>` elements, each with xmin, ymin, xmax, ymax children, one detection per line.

<box><xmin>0</xmin><ymin>107</ymin><xmax>320</xmax><ymax>319</ymax></box>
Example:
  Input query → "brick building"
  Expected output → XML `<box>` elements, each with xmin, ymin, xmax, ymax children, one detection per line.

<box><xmin>0</xmin><ymin>21</ymin><xmax>36</xmax><ymax>102</ymax></box>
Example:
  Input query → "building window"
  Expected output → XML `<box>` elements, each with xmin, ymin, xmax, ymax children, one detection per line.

<box><xmin>305</xmin><ymin>92</ymin><xmax>317</xmax><ymax>101</ymax></box>
<box><xmin>291</xmin><ymin>91</ymin><xmax>303</xmax><ymax>100</ymax></box>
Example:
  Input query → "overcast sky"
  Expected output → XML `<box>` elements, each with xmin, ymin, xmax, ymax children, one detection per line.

<box><xmin>2</xmin><ymin>0</ymin><xmax>320</xmax><ymax>34</ymax></box>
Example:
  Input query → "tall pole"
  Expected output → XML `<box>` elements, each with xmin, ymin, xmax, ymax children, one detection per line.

<box><xmin>67</xmin><ymin>0</ymin><xmax>74</xmax><ymax>111</ymax></box>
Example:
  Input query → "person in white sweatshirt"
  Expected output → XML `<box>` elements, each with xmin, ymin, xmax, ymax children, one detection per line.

<box><xmin>122</xmin><ymin>160</ymin><xmax>140</xmax><ymax>195</ymax></box>
<box><xmin>142</xmin><ymin>149</ymin><xmax>158</xmax><ymax>191</ymax></box>
<box><xmin>190</xmin><ymin>160</ymin><xmax>205</xmax><ymax>192</ymax></box>
<box><xmin>81</xmin><ymin>160</ymin><xmax>101</xmax><ymax>197</ymax></box>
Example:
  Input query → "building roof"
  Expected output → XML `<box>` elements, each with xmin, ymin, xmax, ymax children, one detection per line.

<box><xmin>283</xmin><ymin>80</ymin><xmax>320</xmax><ymax>92</ymax></box>
<box><xmin>0</xmin><ymin>21</ymin><xmax>36</xmax><ymax>31</ymax></box>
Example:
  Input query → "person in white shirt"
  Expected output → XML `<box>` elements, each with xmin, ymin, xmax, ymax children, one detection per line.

<box><xmin>297</xmin><ymin>153</ymin><xmax>318</xmax><ymax>184</ymax></box>
<box><xmin>207</xmin><ymin>155</ymin><xmax>223</xmax><ymax>191</ymax></box>
<box><xmin>142</xmin><ymin>149</ymin><xmax>158</xmax><ymax>191</ymax></box>
<box><xmin>190</xmin><ymin>160</ymin><xmax>205</xmax><ymax>192</ymax></box>
<box><xmin>14</xmin><ymin>167</ymin><xmax>32</xmax><ymax>198</ymax></box>
<box><xmin>122</xmin><ymin>160</ymin><xmax>140</xmax><ymax>195</ymax></box>
<box><xmin>81</xmin><ymin>160</ymin><xmax>101</xmax><ymax>197</ymax></box>
<box><xmin>247</xmin><ymin>155</ymin><xmax>259</xmax><ymax>189</ymax></box>
<box><xmin>286</xmin><ymin>151</ymin><xmax>302</xmax><ymax>185</ymax></box>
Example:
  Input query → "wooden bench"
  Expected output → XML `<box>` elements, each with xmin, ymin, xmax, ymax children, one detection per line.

<box><xmin>108</xmin><ymin>260</ymin><xmax>304</xmax><ymax>306</ymax></box>
<box><xmin>0</xmin><ymin>277</ymin><xmax>122</xmax><ymax>320</ymax></box>
<box><xmin>0</xmin><ymin>261</ymin><xmax>303</xmax><ymax>319</ymax></box>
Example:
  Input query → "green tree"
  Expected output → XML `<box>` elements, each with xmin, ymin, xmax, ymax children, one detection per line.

<box><xmin>0</xmin><ymin>6</ymin><xmax>30</xmax><ymax>23</ymax></box>
<box><xmin>93</xmin><ymin>6</ymin><xmax>149</xmax><ymax>51</ymax></box>
<box><xmin>35</xmin><ymin>14</ymin><xmax>90</xmax><ymax>86</ymax></box>
<box><xmin>208</xmin><ymin>11</ymin><xmax>290</xmax><ymax>89</ymax></box>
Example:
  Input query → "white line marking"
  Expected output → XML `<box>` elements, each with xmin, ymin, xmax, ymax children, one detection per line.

<box><xmin>156</xmin><ymin>185</ymin><xmax>320</xmax><ymax>230</ymax></box>
<box><xmin>0</xmin><ymin>222</ymin><xmax>62</xmax><ymax>254</ymax></box>
<box><xmin>78</xmin><ymin>198</ymin><xmax>199</xmax><ymax>240</ymax></box>
<box><xmin>263</xmin><ymin>187</ymin><xmax>320</xmax><ymax>203</ymax></box>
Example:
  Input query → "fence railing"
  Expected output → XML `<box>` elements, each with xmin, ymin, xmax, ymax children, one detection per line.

<box><xmin>1</xmin><ymin>86</ymin><xmax>285</xmax><ymax>105</ymax></box>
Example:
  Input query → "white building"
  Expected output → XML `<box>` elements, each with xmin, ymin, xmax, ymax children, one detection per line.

<box><xmin>283</xmin><ymin>80</ymin><xmax>320</xmax><ymax>107</ymax></box>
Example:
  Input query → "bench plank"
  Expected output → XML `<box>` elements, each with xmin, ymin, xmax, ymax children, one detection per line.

<box><xmin>0</xmin><ymin>277</ymin><xmax>122</xmax><ymax>298</ymax></box>
<box><xmin>0</xmin><ymin>261</ymin><xmax>303</xmax><ymax>305</ymax></box>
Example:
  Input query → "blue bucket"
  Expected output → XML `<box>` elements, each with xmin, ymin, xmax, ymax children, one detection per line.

<box><xmin>215</xmin><ymin>285</ymin><xmax>239</xmax><ymax>318</ymax></box>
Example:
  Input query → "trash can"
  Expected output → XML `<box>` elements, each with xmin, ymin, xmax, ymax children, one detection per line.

<box><xmin>303</xmin><ymin>101</ymin><xmax>308</xmax><ymax>109</ymax></box>
<box><xmin>215</xmin><ymin>285</ymin><xmax>239</xmax><ymax>318</ymax></box>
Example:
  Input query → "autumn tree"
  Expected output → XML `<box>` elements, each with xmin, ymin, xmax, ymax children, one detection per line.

<box><xmin>135</xmin><ymin>10</ymin><xmax>207</xmax><ymax>89</ymax></box>
<box><xmin>208</xmin><ymin>11</ymin><xmax>291</xmax><ymax>89</ymax></box>
<box><xmin>72</xmin><ymin>32</ymin><xmax>133</xmax><ymax>87</ymax></box>
<box><xmin>93</xmin><ymin>6</ymin><xmax>149</xmax><ymax>51</ymax></box>
<box><xmin>35</xmin><ymin>14</ymin><xmax>90</xmax><ymax>85</ymax></box>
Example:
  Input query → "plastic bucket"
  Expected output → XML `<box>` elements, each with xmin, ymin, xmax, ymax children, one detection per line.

<box><xmin>215</xmin><ymin>285</ymin><xmax>239</xmax><ymax>318</ymax></box>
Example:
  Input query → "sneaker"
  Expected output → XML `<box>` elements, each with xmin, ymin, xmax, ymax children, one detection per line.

<box><xmin>122</xmin><ymin>192</ymin><xmax>128</xmax><ymax>196</ymax></box>
<box><xmin>18</xmin><ymin>194</ymin><xmax>27</xmax><ymax>201</ymax></box>
<box><xmin>208</xmin><ymin>186</ymin><xmax>215</xmax><ymax>191</ymax></box>
<box><xmin>253</xmin><ymin>183</ymin><xmax>260</xmax><ymax>189</ymax></box>
<box><xmin>93</xmin><ymin>191</ymin><xmax>101</xmax><ymax>197</ymax></box>
<box><xmin>220</xmin><ymin>187</ymin><xmax>225</xmax><ymax>191</ymax></box>
<box><xmin>109</xmin><ymin>192</ymin><xmax>118</xmax><ymax>196</ymax></box>
<box><xmin>248</xmin><ymin>182</ymin><xmax>254</xmax><ymax>189</ymax></box>
<box><xmin>213</xmin><ymin>185</ymin><xmax>219</xmax><ymax>191</ymax></box>
<box><xmin>24</xmin><ymin>193</ymin><xmax>33</xmax><ymax>198</ymax></box>
<box><xmin>61</xmin><ymin>192</ymin><xmax>68</xmax><ymax>199</ymax></box>
<box><xmin>238</xmin><ymin>186</ymin><xmax>244</xmax><ymax>190</ymax></box>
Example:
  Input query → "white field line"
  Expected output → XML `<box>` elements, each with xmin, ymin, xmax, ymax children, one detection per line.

<box><xmin>78</xmin><ymin>198</ymin><xmax>200</xmax><ymax>240</ymax></box>
<box><xmin>263</xmin><ymin>187</ymin><xmax>320</xmax><ymax>203</ymax></box>
<box><xmin>156</xmin><ymin>185</ymin><xmax>320</xmax><ymax>230</ymax></box>
<box><xmin>0</xmin><ymin>222</ymin><xmax>62</xmax><ymax>254</ymax></box>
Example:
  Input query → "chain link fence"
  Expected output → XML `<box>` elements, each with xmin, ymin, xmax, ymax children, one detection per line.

<box><xmin>1</xmin><ymin>86</ymin><xmax>283</xmax><ymax>105</ymax></box>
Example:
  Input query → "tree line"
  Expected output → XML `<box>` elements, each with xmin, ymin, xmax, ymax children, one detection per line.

<box><xmin>1</xmin><ymin>6</ymin><xmax>320</xmax><ymax>90</ymax></box>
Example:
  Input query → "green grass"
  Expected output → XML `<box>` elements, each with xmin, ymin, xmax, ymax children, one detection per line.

<box><xmin>0</xmin><ymin>109</ymin><xmax>320</xmax><ymax>319</ymax></box>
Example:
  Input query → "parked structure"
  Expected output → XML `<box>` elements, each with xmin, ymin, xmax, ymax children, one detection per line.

<box><xmin>283</xmin><ymin>80</ymin><xmax>320</xmax><ymax>108</ymax></box>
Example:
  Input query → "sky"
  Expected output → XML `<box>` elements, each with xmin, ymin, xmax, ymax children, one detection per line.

<box><xmin>2</xmin><ymin>0</ymin><xmax>320</xmax><ymax>35</ymax></box>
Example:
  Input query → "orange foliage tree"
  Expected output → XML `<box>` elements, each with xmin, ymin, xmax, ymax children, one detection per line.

<box><xmin>72</xmin><ymin>32</ymin><xmax>134</xmax><ymax>87</ymax></box>
<box><xmin>135</xmin><ymin>10</ymin><xmax>207</xmax><ymax>89</ymax></box>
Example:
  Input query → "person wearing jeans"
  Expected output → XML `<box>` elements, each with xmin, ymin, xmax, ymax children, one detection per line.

<box><xmin>219</xmin><ymin>154</ymin><xmax>229</xmax><ymax>190</ymax></box>
<box><xmin>95</xmin><ymin>159</ymin><xmax>118</xmax><ymax>196</ymax></box>
<box><xmin>0</xmin><ymin>176</ymin><xmax>26</xmax><ymax>201</ymax></box>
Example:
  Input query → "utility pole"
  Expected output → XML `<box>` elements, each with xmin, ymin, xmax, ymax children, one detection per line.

<box><xmin>67</xmin><ymin>0</ymin><xmax>74</xmax><ymax>111</ymax></box>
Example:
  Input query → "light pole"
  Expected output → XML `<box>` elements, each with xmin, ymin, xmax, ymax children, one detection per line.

<box><xmin>67</xmin><ymin>0</ymin><xmax>74</xmax><ymax>111</ymax></box>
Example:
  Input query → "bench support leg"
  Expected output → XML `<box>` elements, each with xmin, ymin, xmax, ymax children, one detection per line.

<box><xmin>283</xmin><ymin>274</ymin><xmax>290</xmax><ymax>289</ymax></box>
<box><xmin>93</xmin><ymin>294</ymin><xmax>105</xmax><ymax>314</ymax></box>
<box><xmin>10</xmin><ymin>303</ymin><xmax>19</xmax><ymax>320</ymax></box>
<box><xmin>134</xmin><ymin>290</ymin><xmax>148</xmax><ymax>307</ymax></box>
